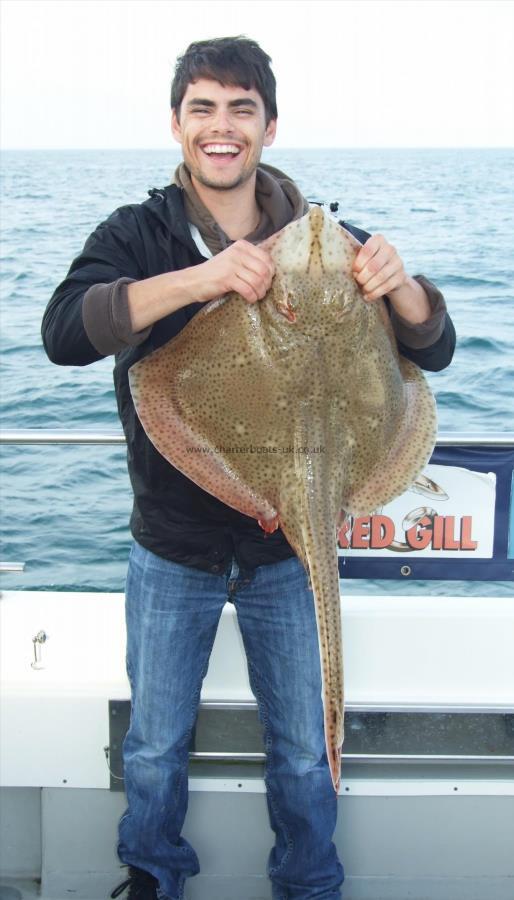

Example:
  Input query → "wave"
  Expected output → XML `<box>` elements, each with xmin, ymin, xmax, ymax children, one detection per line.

<box><xmin>435</xmin><ymin>390</ymin><xmax>488</xmax><ymax>412</ymax></box>
<box><xmin>439</xmin><ymin>274</ymin><xmax>506</xmax><ymax>288</ymax></box>
<box><xmin>457</xmin><ymin>336</ymin><xmax>509</xmax><ymax>353</ymax></box>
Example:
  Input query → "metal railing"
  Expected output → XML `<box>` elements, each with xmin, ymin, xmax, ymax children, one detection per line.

<box><xmin>0</xmin><ymin>429</ymin><xmax>125</xmax><ymax>445</ymax></box>
<box><xmin>1</xmin><ymin>429</ymin><xmax>513</xmax><ymax>579</ymax></box>
<box><xmin>1</xmin><ymin>429</ymin><xmax>514</xmax><ymax>446</ymax></box>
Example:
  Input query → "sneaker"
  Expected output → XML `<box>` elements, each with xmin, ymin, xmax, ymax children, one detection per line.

<box><xmin>111</xmin><ymin>866</ymin><xmax>158</xmax><ymax>900</ymax></box>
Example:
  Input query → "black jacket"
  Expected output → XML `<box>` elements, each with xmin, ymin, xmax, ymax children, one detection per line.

<box><xmin>42</xmin><ymin>185</ymin><xmax>456</xmax><ymax>574</ymax></box>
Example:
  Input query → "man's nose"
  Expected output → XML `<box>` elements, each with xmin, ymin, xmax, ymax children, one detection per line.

<box><xmin>211</xmin><ymin>108</ymin><xmax>235</xmax><ymax>132</ymax></box>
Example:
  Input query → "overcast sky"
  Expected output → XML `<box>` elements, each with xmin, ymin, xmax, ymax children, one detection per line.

<box><xmin>1</xmin><ymin>0</ymin><xmax>513</xmax><ymax>149</ymax></box>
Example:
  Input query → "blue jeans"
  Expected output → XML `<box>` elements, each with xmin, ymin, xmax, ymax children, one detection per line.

<box><xmin>118</xmin><ymin>541</ymin><xmax>344</xmax><ymax>900</ymax></box>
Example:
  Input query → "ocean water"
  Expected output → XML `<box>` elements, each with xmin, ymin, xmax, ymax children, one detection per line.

<box><xmin>0</xmin><ymin>148</ymin><xmax>513</xmax><ymax>594</ymax></box>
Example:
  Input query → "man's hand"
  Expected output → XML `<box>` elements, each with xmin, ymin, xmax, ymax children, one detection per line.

<box><xmin>195</xmin><ymin>240</ymin><xmax>275</xmax><ymax>305</ymax></box>
<box><xmin>352</xmin><ymin>234</ymin><xmax>431</xmax><ymax>325</ymax></box>
<box><xmin>352</xmin><ymin>234</ymin><xmax>407</xmax><ymax>301</ymax></box>
<box><xmin>127</xmin><ymin>240</ymin><xmax>275</xmax><ymax>332</ymax></box>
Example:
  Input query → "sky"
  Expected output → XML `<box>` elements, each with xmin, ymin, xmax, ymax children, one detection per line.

<box><xmin>1</xmin><ymin>0</ymin><xmax>513</xmax><ymax>149</ymax></box>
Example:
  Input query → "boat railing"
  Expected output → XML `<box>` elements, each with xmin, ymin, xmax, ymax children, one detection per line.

<box><xmin>2</xmin><ymin>428</ymin><xmax>513</xmax><ymax>578</ymax></box>
<box><xmin>1</xmin><ymin>428</ymin><xmax>513</xmax><ymax>446</ymax></box>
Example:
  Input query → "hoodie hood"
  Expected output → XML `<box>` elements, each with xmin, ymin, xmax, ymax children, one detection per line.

<box><xmin>173</xmin><ymin>162</ymin><xmax>310</xmax><ymax>255</ymax></box>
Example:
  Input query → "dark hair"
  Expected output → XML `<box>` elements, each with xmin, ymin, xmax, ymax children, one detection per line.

<box><xmin>171</xmin><ymin>36</ymin><xmax>277</xmax><ymax>124</ymax></box>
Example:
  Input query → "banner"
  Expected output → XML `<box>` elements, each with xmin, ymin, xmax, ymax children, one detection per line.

<box><xmin>338</xmin><ymin>443</ymin><xmax>514</xmax><ymax>581</ymax></box>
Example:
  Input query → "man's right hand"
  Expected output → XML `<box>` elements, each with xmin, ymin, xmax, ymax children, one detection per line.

<box><xmin>193</xmin><ymin>240</ymin><xmax>275</xmax><ymax>305</ymax></box>
<box><xmin>127</xmin><ymin>241</ymin><xmax>275</xmax><ymax>333</ymax></box>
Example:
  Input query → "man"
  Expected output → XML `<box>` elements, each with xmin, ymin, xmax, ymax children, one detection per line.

<box><xmin>42</xmin><ymin>36</ymin><xmax>455</xmax><ymax>900</ymax></box>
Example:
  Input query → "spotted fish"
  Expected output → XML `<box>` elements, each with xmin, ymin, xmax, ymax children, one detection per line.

<box><xmin>129</xmin><ymin>206</ymin><xmax>437</xmax><ymax>791</ymax></box>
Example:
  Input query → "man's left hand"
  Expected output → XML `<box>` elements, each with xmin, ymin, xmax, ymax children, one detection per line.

<box><xmin>352</xmin><ymin>234</ymin><xmax>432</xmax><ymax>325</ymax></box>
<box><xmin>352</xmin><ymin>234</ymin><xmax>406</xmax><ymax>301</ymax></box>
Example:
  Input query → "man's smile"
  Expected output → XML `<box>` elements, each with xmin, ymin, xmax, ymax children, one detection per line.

<box><xmin>199</xmin><ymin>142</ymin><xmax>244</xmax><ymax>163</ymax></box>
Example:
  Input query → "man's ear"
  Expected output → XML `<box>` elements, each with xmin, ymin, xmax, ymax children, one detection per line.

<box><xmin>171</xmin><ymin>109</ymin><xmax>182</xmax><ymax>144</ymax></box>
<box><xmin>263</xmin><ymin>118</ymin><xmax>277</xmax><ymax>148</ymax></box>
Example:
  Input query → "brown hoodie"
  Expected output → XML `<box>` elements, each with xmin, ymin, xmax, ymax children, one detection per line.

<box><xmin>174</xmin><ymin>161</ymin><xmax>310</xmax><ymax>254</ymax></box>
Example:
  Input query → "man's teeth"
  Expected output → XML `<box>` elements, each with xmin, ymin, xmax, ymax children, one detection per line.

<box><xmin>203</xmin><ymin>144</ymin><xmax>240</xmax><ymax>155</ymax></box>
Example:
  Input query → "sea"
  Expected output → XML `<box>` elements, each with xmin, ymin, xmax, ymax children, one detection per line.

<box><xmin>0</xmin><ymin>147</ymin><xmax>513</xmax><ymax>594</ymax></box>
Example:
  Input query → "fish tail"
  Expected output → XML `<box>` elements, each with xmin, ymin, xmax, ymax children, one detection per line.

<box><xmin>305</xmin><ymin>545</ymin><xmax>344</xmax><ymax>793</ymax></box>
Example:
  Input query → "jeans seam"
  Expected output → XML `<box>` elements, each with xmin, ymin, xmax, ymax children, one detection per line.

<box><xmin>172</xmin><ymin>646</ymin><xmax>213</xmax><ymax>811</ymax></box>
<box><xmin>176</xmin><ymin>873</ymin><xmax>186</xmax><ymax>900</ymax></box>
<box><xmin>247</xmin><ymin>658</ymin><xmax>293</xmax><ymax>880</ymax></box>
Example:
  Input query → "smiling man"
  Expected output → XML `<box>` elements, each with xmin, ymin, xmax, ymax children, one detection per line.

<box><xmin>42</xmin><ymin>36</ymin><xmax>455</xmax><ymax>900</ymax></box>
<box><xmin>173</xmin><ymin>81</ymin><xmax>274</xmax><ymax>189</ymax></box>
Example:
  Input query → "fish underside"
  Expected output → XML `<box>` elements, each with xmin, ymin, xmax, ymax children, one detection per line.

<box><xmin>129</xmin><ymin>206</ymin><xmax>437</xmax><ymax>792</ymax></box>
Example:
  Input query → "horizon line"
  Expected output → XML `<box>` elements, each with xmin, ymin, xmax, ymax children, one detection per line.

<box><xmin>1</xmin><ymin>145</ymin><xmax>513</xmax><ymax>152</ymax></box>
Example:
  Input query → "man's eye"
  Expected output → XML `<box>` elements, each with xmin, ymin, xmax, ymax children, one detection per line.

<box><xmin>192</xmin><ymin>108</ymin><xmax>210</xmax><ymax>115</ymax></box>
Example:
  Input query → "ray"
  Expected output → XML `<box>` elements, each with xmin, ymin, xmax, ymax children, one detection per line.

<box><xmin>129</xmin><ymin>206</ymin><xmax>437</xmax><ymax>791</ymax></box>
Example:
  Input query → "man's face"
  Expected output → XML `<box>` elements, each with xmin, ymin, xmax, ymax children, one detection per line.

<box><xmin>171</xmin><ymin>78</ymin><xmax>276</xmax><ymax>191</ymax></box>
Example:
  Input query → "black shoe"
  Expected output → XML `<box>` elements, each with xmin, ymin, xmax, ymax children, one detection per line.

<box><xmin>111</xmin><ymin>866</ymin><xmax>158</xmax><ymax>900</ymax></box>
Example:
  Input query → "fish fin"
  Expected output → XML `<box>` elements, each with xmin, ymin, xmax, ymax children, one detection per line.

<box><xmin>343</xmin><ymin>356</ymin><xmax>437</xmax><ymax>514</ymax></box>
<box><xmin>129</xmin><ymin>326</ymin><xmax>278</xmax><ymax>525</ymax></box>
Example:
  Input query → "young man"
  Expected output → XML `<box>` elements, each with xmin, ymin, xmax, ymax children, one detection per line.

<box><xmin>42</xmin><ymin>36</ymin><xmax>455</xmax><ymax>900</ymax></box>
